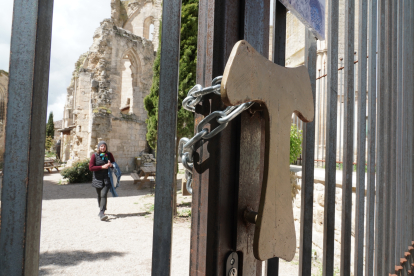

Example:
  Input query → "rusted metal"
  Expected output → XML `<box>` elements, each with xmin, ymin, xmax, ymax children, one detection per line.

<box><xmin>0</xmin><ymin>0</ymin><xmax>54</xmax><ymax>274</ymax></box>
<box><xmin>236</xmin><ymin>111</ymin><xmax>264</xmax><ymax>276</ymax></box>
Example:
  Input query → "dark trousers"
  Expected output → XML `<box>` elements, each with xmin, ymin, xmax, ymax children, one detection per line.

<box><xmin>96</xmin><ymin>185</ymin><xmax>110</xmax><ymax>212</ymax></box>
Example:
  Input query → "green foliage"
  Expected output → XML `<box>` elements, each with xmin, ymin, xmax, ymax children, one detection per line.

<box><xmin>46</xmin><ymin>112</ymin><xmax>54</xmax><ymax>139</ymax></box>
<box><xmin>144</xmin><ymin>0</ymin><xmax>199</xmax><ymax>149</ymax></box>
<box><xmin>45</xmin><ymin>136</ymin><xmax>54</xmax><ymax>152</ymax></box>
<box><xmin>0</xmin><ymin>70</ymin><xmax>8</xmax><ymax>76</ymax></box>
<box><xmin>290</xmin><ymin>124</ymin><xmax>303</xmax><ymax>164</ymax></box>
<box><xmin>60</xmin><ymin>159</ymin><xmax>92</xmax><ymax>183</ymax></box>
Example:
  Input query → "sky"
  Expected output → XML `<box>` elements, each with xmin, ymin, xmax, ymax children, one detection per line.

<box><xmin>0</xmin><ymin>1</ymin><xmax>111</xmax><ymax>121</ymax></box>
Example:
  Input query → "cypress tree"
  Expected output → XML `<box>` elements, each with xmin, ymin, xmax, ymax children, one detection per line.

<box><xmin>144</xmin><ymin>0</ymin><xmax>198</xmax><ymax>149</ymax></box>
<box><xmin>46</xmin><ymin>112</ymin><xmax>54</xmax><ymax>139</ymax></box>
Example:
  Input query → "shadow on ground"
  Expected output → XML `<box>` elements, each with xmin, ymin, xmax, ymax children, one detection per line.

<box><xmin>42</xmin><ymin>172</ymin><xmax>156</xmax><ymax>200</ymax></box>
<box><xmin>39</xmin><ymin>250</ymin><xmax>125</xmax><ymax>275</ymax></box>
<box><xmin>106</xmin><ymin>212</ymin><xmax>151</xmax><ymax>221</ymax></box>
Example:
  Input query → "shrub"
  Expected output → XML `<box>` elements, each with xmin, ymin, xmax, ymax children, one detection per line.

<box><xmin>290</xmin><ymin>124</ymin><xmax>303</xmax><ymax>164</ymax></box>
<box><xmin>45</xmin><ymin>136</ymin><xmax>54</xmax><ymax>152</ymax></box>
<box><xmin>60</xmin><ymin>159</ymin><xmax>92</xmax><ymax>183</ymax></box>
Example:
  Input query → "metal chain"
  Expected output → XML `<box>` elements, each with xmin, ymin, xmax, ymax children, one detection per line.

<box><xmin>179</xmin><ymin>76</ymin><xmax>254</xmax><ymax>194</ymax></box>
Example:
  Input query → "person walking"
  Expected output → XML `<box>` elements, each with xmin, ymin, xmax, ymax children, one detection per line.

<box><xmin>89</xmin><ymin>141</ymin><xmax>115</xmax><ymax>221</ymax></box>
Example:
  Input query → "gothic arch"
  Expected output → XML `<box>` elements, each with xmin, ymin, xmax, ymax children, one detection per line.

<box><xmin>143</xmin><ymin>16</ymin><xmax>155</xmax><ymax>40</ymax></box>
<box><xmin>119</xmin><ymin>48</ymin><xmax>142</xmax><ymax>114</ymax></box>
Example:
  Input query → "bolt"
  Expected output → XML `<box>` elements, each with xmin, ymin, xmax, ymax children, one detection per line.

<box><xmin>230</xmin><ymin>258</ymin><xmax>235</xmax><ymax>265</ymax></box>
<box><xmin>228</xmin><ymin>267</ymin><xmax>237</xmax><ymax>276</ymax></box>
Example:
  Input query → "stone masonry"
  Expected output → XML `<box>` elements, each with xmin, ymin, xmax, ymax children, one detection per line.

<box><xmin>60</xmin><ymin>0</ymin><xmax>162</xmax><ymax>172</ymax></box>
<box><xmin>0</xmin><ymin>71</ymin><xmax>8</xmax><ymax>167</ymax></box>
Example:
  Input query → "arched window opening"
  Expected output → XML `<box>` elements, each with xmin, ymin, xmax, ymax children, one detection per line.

<box><xmin>149</xmin><ymin>24</ymin><xmax>154</xmax><ymax>41</ymax></box>
<box><xmin>143</xmin><ymin>16</ymin><xmax>155</xmax><ymax>41</ymax></box>
<box><xmin>120</xmin><ymin>50</ymin><xmax>141</xmax><ymax>115</ymax></box>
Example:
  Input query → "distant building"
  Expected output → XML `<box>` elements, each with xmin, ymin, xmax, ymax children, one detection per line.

<box><xmin>59</xmin><ymin>0</ymin><xmax>162</xmax><ymax>171</ymax></box>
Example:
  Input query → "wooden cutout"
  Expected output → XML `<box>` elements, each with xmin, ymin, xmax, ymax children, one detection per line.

<box><xmin>221</xmin><ymin>40</ymin><xmax>314</xmax><ymax>262</ymax></box>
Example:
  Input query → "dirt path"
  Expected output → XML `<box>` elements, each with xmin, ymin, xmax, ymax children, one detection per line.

<box><xmin>1</xmin><ymin>169</ymin><xmax>319</xmax><ymax>275</ymax></box>
<box><xmin>39</xmin><ymin>171</ymin><xmax>191</xmax><ymax>275</ymax></box>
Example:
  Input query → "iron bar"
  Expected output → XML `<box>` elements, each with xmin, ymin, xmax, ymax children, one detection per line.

<box><xmin>396</xmin><ymin>0</ymin><xmax>402</xmax><ymax>265</ymax></box>
<box><xmin>151</xmin><ymin>0</ymin><xmax>182</xmax><ymax>275</ymax></box>
<box><xmin>0</xmin><ymin>0</ymin><xmax>54</xmax><ymax>274</ymax></box>
<box><xmin>389</xmin><ymin>0</ymin><xmax>397</xmax><ymax>272</ymax></box>
<box><xmin>322</xmin><ymin>0</ymin><xmax>339</xmax><ymax>274</ymax></box>
<box><xmin>365</xmin><ymin>0</ymin><xmax>377</xmax><ymax>274</ymax></box>
<box><xmin>298</xmin><ymin>29</ymin><xmax>317</xmax><ymax>276</ymax></box>
<box><xmin>374</xmin><ymin>0</ymin><xmax>386</xmax><ymax>273</ymax></box>
<box><xmin>354</xmin><ymin>0</ymin><xmax>367</xmax><ymax>274</ymax></box>
<box><xmin>382</xmin><ymin>0</ymin><xmax>392</xmax><ymax>273</ymax></box>
<box><xmin>339</xmin><ymin>58</ymin><xmax>343</xmax><ymax>163</ymax></box>
<box><xmin>340</xmin><ymin>0</ymin><xmax>355</xmax><ymax>274</ymax></box>
<box><xmin>316</xmin><ymin>69</ymin><xmax>321</xmax><ymax>167</ymax></box>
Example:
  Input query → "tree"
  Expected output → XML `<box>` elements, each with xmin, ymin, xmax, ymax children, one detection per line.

<box><xmin>144</xmin><ymin>0</ymin><xmax>198</xmax><ymax>149</ymax></box>
<box><xmin>46</xmin><ymin>112</ymin><xmax>54</xmax><ymax>139</ymax></box>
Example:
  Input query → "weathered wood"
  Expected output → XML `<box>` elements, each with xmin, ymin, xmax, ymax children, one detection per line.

<box><xmin>221</xmin><ymin>40</ymin><xmax>314</xmax><ymax>261</ymax></box>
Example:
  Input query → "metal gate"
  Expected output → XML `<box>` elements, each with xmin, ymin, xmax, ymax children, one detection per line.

<box><xmin>0</xmin><ymin>0</ymin><xmax>413</xmax><ymax>275</ymax></box>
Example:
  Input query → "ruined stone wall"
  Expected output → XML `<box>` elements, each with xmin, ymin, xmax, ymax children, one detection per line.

<box><xmin>0</xmin><ymin>71</ymin><xmax>8</xmax><ymax>166</ymax></box>
<box><xmin>111</xmin><ymin>0</ymin><xmax>162</xmax><ymax>51</ymax></box>
<box><xmin>62</xmin><ymin>18</ymin><xmax>155</xmax><ymax>172</ymax></box>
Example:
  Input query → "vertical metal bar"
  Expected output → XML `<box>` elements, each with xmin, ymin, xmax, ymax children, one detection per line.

<box><xmin>403</xmin><ymin>0</ymin><xmax>413</xmax><ymax>259</ymax></box>
<box><xmin>321</xmin><ymin>64</ymin><xmax>326</xmax><ymax>165</ymax></box>
<box><xmin>267</xmin><ymin>1</ymin><xmax>285</xmax><ymax>274</ymax></box>
<box><xmin>389</xmin><ymin>0</ymin><xmax>398</xmax><ymax>271</ymax></box>
<box><xmin>151</xmin><ymin>0</ymin><xmax>182</xmax><ymax>275</ymax></box>
<box><xmin>374</xmin><ymin>0</ymin><xmax>386</xmax><ymax>273</ymax></box>
<box><xmin>354</xmin><ymin>0</ymin><xmax>367</xmax><ymax>274</ymax></box>
<box><xmin>396</xmin><ymin>0</ymin><xmax>403</xmax><ymax>263</ymax></box>
<box><xmin>0</xmin><ymin>0</ymin><xmax>54</xmax><ymax>274</ymax></box>
<box><xmin>316</xmin><ymin>70</ymin><xmax>321</xmax><ymax>167</ymax></box>
<box><xmin>323</xmin><ymin>0</ymin><xmax>339</xmax><ymax>274</ymax></box>
<box><xmin>191</xmin><ymin>0</ymin><xmax>243</xmax><ymax>274</ymax></box>
<box><xmin>239</xmin><ymin>0</ymin><xmax>270</xmax><ymax>275</ymax></box>
<box><xmin>298</xmin><ymin>29</ymin><xmax>317</xmax><ymax>276</ymax></box>
<box><xmin>340</xmin><ymin>0</ymin><xmax>355</xmax><ymax>274</ymax></box>
<box><xmin>365</xmin><ymin>0</ymin><xmax>377</xmax><ymax>274</ymax></box>
<box><xmin>339</xmin><ymin>60</ymin><xmax>343</xmax><ymax>163</ymax></box>
<box><xmin>382</xmin><ymin>0</ymin><xmax>392</xmax><ymax>273</ymax></box>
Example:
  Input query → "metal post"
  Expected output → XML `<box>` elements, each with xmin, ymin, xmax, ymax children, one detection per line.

<box><xmin>374</xmin><ymin>0</ymin><xmax>386</xmax><ymax>273</ymax></box>
<box><xmin>340</xmin><ymin>0</ymin><xmax>355</xmax><ymax>274</ymax></box>
<box><xmin>354</xmin><ymin>0</ymin><xmax>368</xmax><ymax>274</ymax></box>
<box><xmin>0</xmin><ymin>0</ymin><xmax>54</xmax><ymax>274</ymax></box>
<box><xmin>382</xmin><ymin>0</ymin><xmax>392</xmax><ymax>273</ymax></box>
<box><xmin>151</xmin><ymin>0</ymin><xmax>182</xmax><ymax>275</ymax></box>
<box><xmin>323</xmin><ymin>0</ymin><xmax>339</xmax><ymax>274</ymax></box>
<box><xmin>299</xmin><ymin>29</ymin><xmax>317</xmax><ymax>276</ymax></box>
<box><xmin>365</xmin><ymin>0</ymin><xmax>377</xmax><ymax>274</ymax></box>
<box><xmin>389</xmin><ymin>0</ymin><xmax>398</xmax><ymax>271</ymax></box>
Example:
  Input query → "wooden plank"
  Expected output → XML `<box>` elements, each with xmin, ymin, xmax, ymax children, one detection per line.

<box><xmin>221</xmin><ymin>40</ymin><xmax>314</xmax><ymax>261</ymax></box>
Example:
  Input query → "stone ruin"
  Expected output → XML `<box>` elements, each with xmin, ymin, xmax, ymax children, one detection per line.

<box><xmin>59</xmin><ymin>0</ymin><xmax>162</xmax><ymax>172</ymax></box>
<box><xmin>0</xmin><ymin>71</ymin><xmax>8</xmax><ymax>167</ymax></box>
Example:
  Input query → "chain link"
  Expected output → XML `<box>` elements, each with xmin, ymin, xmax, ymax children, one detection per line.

<box><xmin>180</xmin><ymin>76</ymin><xmax>253</xmax><ymax>194</ymax></box>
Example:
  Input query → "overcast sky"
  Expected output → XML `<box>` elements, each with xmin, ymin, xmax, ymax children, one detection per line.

<box><xmin>0</xmin><ymin>1</ymin><xmax>111</xmax><ymax>121</ymax></box>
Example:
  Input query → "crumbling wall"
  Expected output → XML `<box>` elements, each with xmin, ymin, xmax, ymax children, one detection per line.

<box><xmin>62</xmin><ymin>18</ymin><xmax>155</xmax><ymax>172</ymax></box>
<box><xmin>0</xmin><ymin>71</ymin><xmax>8</xmax><ymax>166</ymax></box>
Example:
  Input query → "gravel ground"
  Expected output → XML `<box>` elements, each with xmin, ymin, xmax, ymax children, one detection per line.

<box><xmin>39</xmin><ymin>171</ymin><xmax>191</xmax><ymax>276</ymax></box>
<box><xmin>1</xmin><ymin>169</ymin><xmax>318</xmax><ymax>275</ymax></box>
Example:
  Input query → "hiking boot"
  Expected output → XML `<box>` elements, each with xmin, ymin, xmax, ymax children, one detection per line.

<box><xmin>99</xmin><ymin>211</ymin><xmax>108</xmax><ymax>221</ymax></box>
